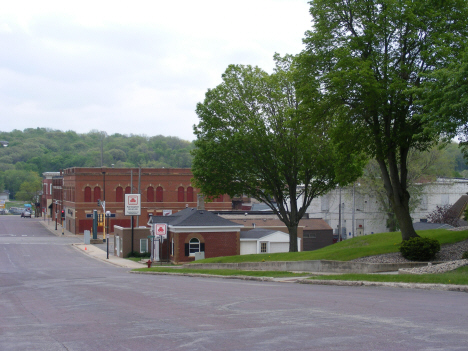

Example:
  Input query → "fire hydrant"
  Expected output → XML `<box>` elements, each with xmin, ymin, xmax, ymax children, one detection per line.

<box><xmin>146</xmin><ymin>260</ymin><xmax>152</xmax><ymax>268</ymax></box>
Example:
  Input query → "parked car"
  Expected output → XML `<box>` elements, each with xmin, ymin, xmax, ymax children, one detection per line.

<box><xmin>9</xmin><ymin>207</ymin><xmax>22</xmax><ymax>215</ymax></box>
<box><xmin>21</xmin><ymin>211</ymin><xmax>31</xmax><ymax>218</ymax></box>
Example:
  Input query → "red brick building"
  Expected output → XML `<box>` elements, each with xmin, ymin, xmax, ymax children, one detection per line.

<box><xmin>41</xmin><ymin>172</ymin><xmax>61</xmax><ymax>219</ymax></box>
<box><xmin>53</xmin><ymin>167</ymin><xmax>232</xmax><ymax>234</ymax></box>
<box><xmin>148</xmin><ymin>208</ymin><xmax>242</xmax><ymax>263</ymax></box>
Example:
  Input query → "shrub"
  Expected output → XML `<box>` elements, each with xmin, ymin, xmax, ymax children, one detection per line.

<box><xmin>427</xmin><ymin>204</ymin><xmax>459</xmax><ymax>227</ymax></box>
<box><xmin>462</xmin><ymin>251</ymin><xmax>468</xmax><ymax>260</ymax></box>
<box><xmin>126</xmin><ymin>251</ymin><xmax>150</xmax><ymax>258</ymax></box>
<box><xmin>399</xmin><ymin>237</ymin><xmax>440</xmax><ymax>261</ymax></box>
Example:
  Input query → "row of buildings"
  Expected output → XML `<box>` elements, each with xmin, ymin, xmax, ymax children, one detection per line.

<box><xmin>40</xmin><ymin>167</ymin><xmax>334</xmax><ymax>263</ymax></box>
<box><xmin>39</xmin><ymin>167</ymin><xmax>468</xmax><ymax>263</ymax></box>
<box><xmin>41</xmin><ymin>167</ymin><xmax>233</xmax><ymax>234</ymax></box>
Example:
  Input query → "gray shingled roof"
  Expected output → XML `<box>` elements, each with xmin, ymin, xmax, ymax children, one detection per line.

<box><xmin>148</xmin><ymin>208</ymin><xmax>241</xmax><ymax>227</ymax></box>
<box><xmin>240</xmin><ymin>228</ymin><xmax>279</xmax><ymax>239</ymax></box>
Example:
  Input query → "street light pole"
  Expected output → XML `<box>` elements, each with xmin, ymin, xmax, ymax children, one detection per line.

<box><xmin>102</xmin><ymin>170</ymin><xmax>106</xmax><ymax>243</ymax></box>
<box><xmin>352</xmin><ymin>183</ymin><xmax>355</xmax><ymax>238</ymax></box>
<box><xmin>55</xmin><ymin>201</ymin><xmax>58</xmax><ymax>230</ymax></box>
<box><xmin>106</xmin><ymin>211</ymin><xmax>110</xmax><ymax>259</ymax></box>
<box><xmin>338</xmin><ymin>187</ymin><xmax>342</xmax><ymax>242</ymax></box>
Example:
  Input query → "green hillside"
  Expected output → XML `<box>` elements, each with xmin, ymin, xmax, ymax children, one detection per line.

<box><xmin>0</xmin><ymin>128</ymin><xmax>194</xmax><ymax>198</ymax></box>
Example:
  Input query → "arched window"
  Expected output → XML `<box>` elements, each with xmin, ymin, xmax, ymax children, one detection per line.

<box><xmin>125</xmin><ymin>186</ymin><xmax>131</xmax><ymax>195</ymax></box>
<box><xmin>93</xmin><ymin>187</ymin><xmax>101</xmax><ymax>203</ymax></box>
<box><xmin>178</xmin><ymin>187</ymin><xmax>184</xmax><ymax>202</ymax></box>
<box><xmin>186</xmin><ymin>187</ymin><xmax>194</xmax><ymax>202</ymax></box>
<box><xmin>147</xmin><ymin>186</ymin><xmax>154</xmax><ymax>202</ymax></box>
<box><xmin>116</xmin><ymin>187</ymin><xmax>123</xmax><ymax>202</ymax></box>
<box><xmin>184</xmin><ymin>237</ymin><xmax>205</xmax><ymax>257</ymax></box>
<box><xmin>216</xmin><ymin>194</ymin><xmax>223</xmax><ymax>202</ymax></box>
<box><xmin>84</xmin><ymin>187</ymin><xmax>92</xmax><ymax>202</ymax></box>
<box><xmin>156</xmin><ymin>186</ymin><xmax>163</xmax><ymax>202</ymax></box>
<box><xmin>189</xmin><ymin>238</ymin><xmax>200</xmax><ymax>256</ymax></box>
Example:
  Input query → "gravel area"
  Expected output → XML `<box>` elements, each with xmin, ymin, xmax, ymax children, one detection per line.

<box><xmin>352</xmin><ymin>238</ymin><xmax>468</xmax><ymax>264</ymax></box>
<box><xmin>352</xmin><ymin>229</ymin><xmax>468</xmax><ymax>274</ymax></box>
<box><xmin>399</xmin><ymin>260</ymin><xmax>468</xmax><ymax>274</ymax></box>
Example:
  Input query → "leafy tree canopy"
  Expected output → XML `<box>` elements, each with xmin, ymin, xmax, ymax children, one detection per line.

<box><xmin>192</xmin><ymin>56</ymin><xmax>365</xmax><ymax>252</ymax></box>
<box><xmin>299</xmin><ymin>0</ymin><xmax>468</xmax><ymax>241</ymax></box>
<box><xmin>15</xmin><ymin>176</ymin><xmax>42</xmax><ymax>204</ymax></box>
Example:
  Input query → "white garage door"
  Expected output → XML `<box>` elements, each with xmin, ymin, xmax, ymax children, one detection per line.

<box><xmin>240</xmin><ymin>241</ymin><xmax>257</xmax><ymax>255</ymax></box>
<box><xmin>270</xmin><ymin>242</ymin><xmax>289</xmax><ymax>253</ymax></box>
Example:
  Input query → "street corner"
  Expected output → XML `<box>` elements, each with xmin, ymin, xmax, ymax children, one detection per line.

<box><xmin>72</xmin><ymin>243</ymin><xmax>95</xmax><ymax>254</ymax></box>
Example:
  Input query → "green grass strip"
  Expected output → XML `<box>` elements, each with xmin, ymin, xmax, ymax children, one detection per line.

<box><xmin>308</xmin><ymin>266</ymin><xmax>468</xmax><ymax>285</ymax></box>
<box><xmin>133</xmin><ymin>267</ymin><xmax>308</xmax><ymax>278</ymax></box>
<box><xmin>194</xmin><ymin>229</ymin><xmax>468</xmax><ymax>264</ymax></box>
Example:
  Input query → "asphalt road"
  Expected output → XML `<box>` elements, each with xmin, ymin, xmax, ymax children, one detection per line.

<box><xmin>1</xmin><ymin>216</ymin><xmax>468</xmax><ymax>351</ymax></box>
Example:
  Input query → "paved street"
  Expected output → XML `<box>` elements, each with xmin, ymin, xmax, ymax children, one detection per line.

<box><xmin>1</xmin><ymin>216</ymin><xmax>468</xmax><ymax>351</ymax></box>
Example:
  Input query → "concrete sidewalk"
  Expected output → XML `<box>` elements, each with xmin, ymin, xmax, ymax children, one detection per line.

<box><xmin>72</xmin><ymin>243</ymin><xmax>145</xmax><ymax>269</ymax></box>
<box><xmin>39</xmin><ymin>218</ymin><xmax>145</xmax><ymax>269</ymax></box>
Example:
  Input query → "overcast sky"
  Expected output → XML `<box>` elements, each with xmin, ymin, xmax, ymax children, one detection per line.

<box><xmin>0</xmin><ymin>0</ymin><xmax>312</xmax><ymax>141</ymax></box>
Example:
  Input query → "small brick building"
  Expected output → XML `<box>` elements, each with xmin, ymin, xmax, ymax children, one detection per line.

<box><xmin>52</xmin><ymin>167</ymin><xmax>232</xmax><ymax>235</ymax></box>
<box><xmin>148</xmin><ymin>208</ymin><xmax>243</xmax><ymax>263</ymax></box>
<box><xmin>113</xmin><ymin>226</ymin><xmax>151</xmax><ymax>258</ymax></box>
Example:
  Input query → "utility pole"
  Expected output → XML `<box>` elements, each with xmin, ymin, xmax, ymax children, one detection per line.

<box><xmin>338</xmin><ymin>187</ymin><xmax>342</xmax><ymax>242</ymax></box>
<box><xmin>352</xmin><ymin>183</ymin><xmax>355</xmax><ymax>238</ymax></box>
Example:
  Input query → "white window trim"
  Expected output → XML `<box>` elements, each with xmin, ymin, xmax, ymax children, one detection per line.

<box><xmin>189</xmin><ymin>238</ymin><xmax>200</xmax><ymax>256</ymax></box>
<box><xmin>140</xmin><ymin>239</ymin><xmax>148</xmax><ymax>253</ymax></box>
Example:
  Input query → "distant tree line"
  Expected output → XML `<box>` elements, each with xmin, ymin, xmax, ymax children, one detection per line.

<box><xmin>0</xmin><ymin>128</ymin><xmax>194</xmax><ymax>199</ymax></box>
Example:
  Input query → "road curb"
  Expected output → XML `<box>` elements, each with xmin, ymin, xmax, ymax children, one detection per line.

<box><xmin>129</xmin><ymin>271</ymin><xmax>468</xmax><ymax>292</ymax></box>
<box><xmin>129</xmin><ymin>271</ymin><xmax>276</xmax><ymax>281</ymax></box>
<box><xmin>299</xmin><ymin>279</ymin><xmax>468</xmax><ymax>293</ymax></box>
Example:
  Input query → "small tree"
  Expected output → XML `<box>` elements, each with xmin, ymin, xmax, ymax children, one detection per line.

<box><xmin>15</xmin><ymin>178</ymin><xmax>42</xmax><ymax>204</ymax></box>
<box><xmin>427</xmin><ymin>204</ymin><xmax>459</xmax><ymax>227</ymax></box>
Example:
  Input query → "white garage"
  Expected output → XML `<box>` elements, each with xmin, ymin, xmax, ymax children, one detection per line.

<box><xmin>240</xmin><ymin>228</ymin><xmax>301</xmax><ymax>255</ymax></box>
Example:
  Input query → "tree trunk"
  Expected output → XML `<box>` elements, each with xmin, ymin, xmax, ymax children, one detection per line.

<box><xmin>377</xmin><ymin>156</ymin><xmax>419</xmax><ymax>241</ymax></box>
<box><xmin>288</xmin><ymin>225</ymin><xmax>298</xmax><ymax>252</ymax></box>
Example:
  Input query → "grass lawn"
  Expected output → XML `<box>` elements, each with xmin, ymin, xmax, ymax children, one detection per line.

<box><xmin>309</xmin><ymin>266</ymin><xmax>468</xmax><ymax>285</ymax></box>
<box><xmin>132</xmin><ymin>267</ymin><xmax>307</xmax><ymax>278</ymax></box>
<box><xmin>193</xmin><ymin>228</ymin><xmax>468</xmax><ymax>264</ymax></box>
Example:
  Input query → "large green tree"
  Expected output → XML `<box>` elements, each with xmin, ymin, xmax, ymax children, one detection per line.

<box><xmin>300</xmin><ymin>0</ymin><xmax>468</xmax><ymax>241</ymax></box>
<box><xmin>15</xmin><ymin>177</ymin><xmax>42</xmax><ymax>203</ymax></box>
<box><xmin>192</xmin><ymin>56</ymin><xmax>363</xmax><ymax>252</ymax></box>
<box><xmin>1</xmin><ymin>170</ymin><xmax>40</xmax><ymax>200</ymax></box>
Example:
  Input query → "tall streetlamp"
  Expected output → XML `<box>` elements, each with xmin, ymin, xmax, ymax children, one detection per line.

<box><xmin>352</xmin><ymin>182</ymin><xmax>361</xmax><ymax>238</ymax></box>
<box><xmin>102</xmin><ymin>170</ymin><xmax>106</xmax><ymax>243</ymax></box>
<box><xmin>0</xmin><ymin>141</ymin><xmax>7</xmax><ymax>215</ymax></box>
<box><xmin>338</xmin><ymin>187</ymin><xmax>342</xmax><ymax>242</ymax></box>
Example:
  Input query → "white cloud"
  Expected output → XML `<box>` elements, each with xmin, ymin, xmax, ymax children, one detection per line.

<box><xmin>0</xmin><ymin>0</ymin><xmax>311</xmax><ymax>141</ymax></box>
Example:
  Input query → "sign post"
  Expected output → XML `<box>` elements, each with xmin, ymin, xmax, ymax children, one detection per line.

<box><xmin>153</xmin><ymin>223</ymin><xmax>167</xmax><ymax>262</ymax></box>
<box><xmin>147</xmin><ymin>235</ymin><xmax>155</xmax><ymax>261</ymax></box>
